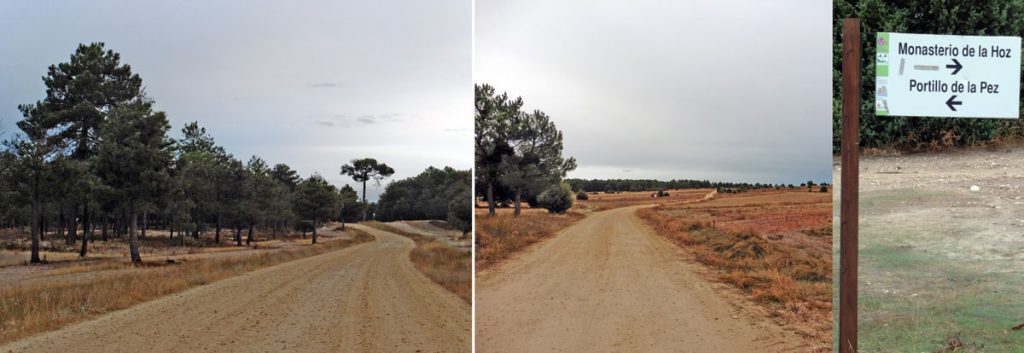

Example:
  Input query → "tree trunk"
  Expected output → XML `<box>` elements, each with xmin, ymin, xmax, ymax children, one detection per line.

<box><xmin>30</xmin><ymin>173</ymin><xmax>41</xmax><ymax>264</ymax></box>
<box><xmin>128</xmin><ymin>202</ymin><xmax>141</xmax><ymax>264</ymax></box>
<box><xmin>234</xmin><ymin>225</ymin><xmax>241</xmax><ymax>246</ymax></box>
<box><xmin>101</xmin><ymin>218</ymin><xmax>108</xmax><ymax>241</ymax></box>
<box><xmin>361</xmin><ymin>181</ymin><xmax>367</xmax><ymax>221</ymax></box>
<box><xmin>83</xmin><ymin>202</ymin><xmax>91</xmax><ymax>242</ymax></box>
<box><xmin>141</xmin><ymin>210</ymin><xmax>148</xmax><ymax>239</ymax></box>
<box><xmin>39</xmin><ymin>203</ymin><xmax>46</xmax><ymax>241</ymax></box>
<box><xmin>79</xmin><ymin>217</ymin><xmax>89</xmax><ymax>258</ymax></box>
<box><xmin>487</xmin><ymin>182</ymin><xmax>496</xmax><ymax>216</ymax></box>
<box><xmin>514</xmin><ymin>189</ymin><xmax>522</xmax><ymax>216</ymax></box>
<box><xmin>215</xmin><ymin>214</ymin><xmax>222</xmax><ymax>244</ymax></box>
<box><xmin>191</xmin><ymin>208</ymin><xmax>200</xmax><ymax>238</ymax></box>
<box><xmin>58</xmin><ymin>209</ymin><xmax>64</xmax><ymax>239</ymax></box>
<box><xmin>312</xmin><ymin>218</ymin><xmax>318</xmax><ymax>244</ymax></box>
<box><xmin>272</xmin><ymin>221</ymin><xmax>278</xmax><ymax>239</ymax></box>
<box><xmin>246</xmin><ymin>223</ymin><xmax>254</xmax><ymax>245</ymax></box>
<box><xmin>180</xmin><ymin>225</ymin><xmax>185</xmax><ymax>246</ymax></box>
<box><xmin>68</xmin><ymin>210</ymin><xmax>78</xmax><ymax>246</ymax></box>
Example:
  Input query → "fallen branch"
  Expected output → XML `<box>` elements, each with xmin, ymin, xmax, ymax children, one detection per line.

<box><xmin>1012</xmin><ymin>322</ymin><xmax>1024</xmax><ymax>331</ymax></box>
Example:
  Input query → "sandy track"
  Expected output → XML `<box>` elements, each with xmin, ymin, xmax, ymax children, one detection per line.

<box><xmin>0</xmin><ymin>224</ymin><xmax>470</xmax><ymax>353</ymax></box>
<box><xmin>476</xmin><ymin>205</ymin><xmax>804</xmax><ymax>353</ymax></box>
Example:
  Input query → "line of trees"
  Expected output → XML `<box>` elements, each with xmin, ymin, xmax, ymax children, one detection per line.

<box><xmin>565</xmin><ymin>178</ymin><xmax>829</xmax><ymax>193</ymax></box>
<box><xmin>375</xmin><ymin>166</ymin><xmax>471</xmax><ymax>234</ymax></box>
<box><xmin>475</xmin><ymin>84</ymin><xmax>577</xmax><ymax>215</ymax></box>
<box><xmin>0</xmin><ymin>43</ymin><xmax>364</xmax><ymax>263</ymax></box>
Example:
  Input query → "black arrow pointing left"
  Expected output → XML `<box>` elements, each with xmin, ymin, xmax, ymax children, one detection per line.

<box><xmin>946</xmin><ymin>58</ymin><xmax>963</xmax><ymax>75</ymax></box>
<box><xmin>946</xmin><ymin>95</ymin><xmax>963</xmax><ymax>111</ymax></box>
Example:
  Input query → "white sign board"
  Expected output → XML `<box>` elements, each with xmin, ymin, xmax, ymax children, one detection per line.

<box><xmin>875</xmin><ymin>32</ymin><xmax>1021</xmax><ymax>118</ymax></box>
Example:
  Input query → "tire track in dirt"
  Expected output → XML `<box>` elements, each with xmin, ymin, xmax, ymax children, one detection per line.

<box><xmin>476</xmin><ymin>204</ymin><xmax>806</xmax><ymax>353</ymax></box>
<box><xmin>0</xmin><ymin>224</ymin><xmax>470</xmax><ymax>353</ymax></box>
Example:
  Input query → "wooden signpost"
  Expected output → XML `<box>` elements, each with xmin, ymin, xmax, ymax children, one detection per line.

<box><xmin>839</xmin><ymin>18</ymin><xmax>1020</xmax><ymax>353</ymax></box>
<box><xmin>839</xmin><ymin>18</ymin><xmax>860</xmax><ymax>353</ymax></box>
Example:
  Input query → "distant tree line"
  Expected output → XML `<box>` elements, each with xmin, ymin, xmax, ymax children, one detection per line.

<box><xmin>834</xmin><ymin>0</ymin><xmax>1024</xmax><ymax>151</ymax></box>
<box><xmin>566</xmin><ymin>178</ymin><xmax>829</xmax><ymax>193</ymax></box>
<box><xmin>0</xmin><ymin>43</ymin><xmax>379</xmax><ymax>263</ymax></box>
<box><xmin>475</xmin><ymin>84</ymin><xmax>577</xmax><ymax>215</ymax></box>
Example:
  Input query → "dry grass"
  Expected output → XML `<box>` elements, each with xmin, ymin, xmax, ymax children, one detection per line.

<box><xmin>474</xmin><ymin>212</ymin><xmax>585</xmax><ymax>270</ymax></box>
<box><xmin>0</xmin><ymin>230</ymin><xmax>373</xmax><ymax>345</ymax></box>
<box><xmin>637</xmin><ymin>189</ymin><xmax>832</xmax><ymax>344</ymax></box>
<box><xmin>362</xmin><ymin>222</ymin><xmax>471</xmax><ymax>302</ymax></box>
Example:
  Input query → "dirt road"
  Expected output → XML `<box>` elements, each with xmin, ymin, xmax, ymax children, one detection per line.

<box><xmin>0</xmin><ymin>224</ymin><xmax>470</xmax><ymax>353</ymax></box>
<box><xmin>476</xmin><ymin>205</ymin><xmax>805</xmax><ymax>353</ymax></box>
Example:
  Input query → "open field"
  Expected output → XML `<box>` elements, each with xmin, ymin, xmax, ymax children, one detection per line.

<box><xmin>576</xmin><ymin>188</ymin><xmax>716</xmax><ymax>212</ymax></box>
<box><xmin>362</xmin><ymin>221</ymin><xmax>471</xmax><ymax>301</ymax></box>
<box><xmin>836</xmin><ymin>148</ymin><xmax>1024</xmax><ymax>353</ymax></box>
<box><xmin>0</xmin><ymin>222</ymin><xmax>469</xmax><ymax>352</ymax></box>
<box><xmin>0</xmin><ymin>224</ymin><xmax>368</xmax><ymax>345</ymax></box>
<box><xmin>475</xmin><ymin>212</ymin><xmax>585</xmax><ymax>270</ymax></box>
<box><xmin>639</xmin><ymin>189</ymin><xmax>833</xmax><ymax>349</ymax></box>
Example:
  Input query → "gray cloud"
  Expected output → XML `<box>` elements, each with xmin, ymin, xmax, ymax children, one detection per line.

<box><xmin>308</xmin><ymin>82</ymin><xmax>343</xmax><ymax>88</ymax></box>
<box><xmin>356</xmin><ymin>113</ymin><xmax>402</xmax><ymax>124</ymax></box>
<box><xmin>475</xmin><ymin>0</ymin><xmax>831</xmax><ymax>185</ymax></box>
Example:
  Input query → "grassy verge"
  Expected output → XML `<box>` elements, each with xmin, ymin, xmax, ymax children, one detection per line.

<box><xmin>851</xmin><ymin>189</ymin><xmax>1024</xmax><ymax>352</ymax></box>
<box><xmin>474</xmin><ymin>211</ymin><xmax>584</xmax><ymax>271</ymax></box>
<box><xmin>362</xmin><ymin>222</ymin><xmax>471</xmax><ymax>302</ymax></box>
<box><xmin>0</xmin><ymin>231</ymin><xmax>373</xmax><ymax>345</ymax></box>
<box><xmin>857</xmin><ymin>244</ymin><xmax>1024</xmax><ymax>352</ymax></box>
<box><xmin>638</xmin><ymin>203</ymin><xmax>832</xmax><ymax>345</ymax></box>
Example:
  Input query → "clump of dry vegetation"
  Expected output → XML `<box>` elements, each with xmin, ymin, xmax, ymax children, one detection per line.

<box><xmin>0</xmin><ymin>231</ymin><xmax>372</xmax><ymax>344</ymax></box>
<box><xmin>638</xmin><ymin>190</ymin><xmax>832</xmax><ymax>343</ymax></box>
<box><xmin>362</xmin><ymin>222</ymin><xmax>470</xmax><ymax>302</ymax></box>
<box><xmin>475</xmin><ymin>212</ymin><xmax>584</xmax><ymax>270</ymax></box>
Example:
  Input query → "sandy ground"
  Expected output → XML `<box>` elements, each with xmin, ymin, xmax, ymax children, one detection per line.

<box><xmin>834</xmin><ymin>148</ymin><xmax>1024</xmax><ymax>351</ymax></box>
<box><xmin>850</xmin><ymin>150</ymin><xmax>1024</xmax><ymax>267</ymax></box>
<box><xmin>0</xmin><ymin>223</ymin><xmax>470</xmax><ymax>353</ymax></box>
<box><xmin>476</xmin><ymin>204</ymin><xmax>806</xmax><ymax>353</ymax></box>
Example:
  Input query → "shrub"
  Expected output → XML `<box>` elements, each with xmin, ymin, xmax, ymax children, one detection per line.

<box><xmin>447</xmin><ymin>189</ymin><xmax>471</xmax><ymax>235</ymax></box>
<box><xmin>537</xmin><ymin>182</ymin><xmax>574</xmax><ymax>213</ymax></box>
<box><xmin>658</xmin><ymin>190</ymin><xmax>670</xmax><ymax>197</ymax></box>
<box><xmin>575</xmin><ymin>190</ymin><xmax>589</xmax><ymax>200</ymax></box>
<box><xmin>819</xmin><ymin>185</ymin><xmax>828</xmax><ymax>193</ymax></box>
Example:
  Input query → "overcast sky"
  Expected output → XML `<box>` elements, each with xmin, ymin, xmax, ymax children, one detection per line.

<box><xmin>476</xmin><ymin>0</ymin><xmax>832</xmax><ymax>185</ymax></box>
<box><xmin>0</xmin><ymin>0</ymin><xmax>471</xmax><ymax>201</ymax></box>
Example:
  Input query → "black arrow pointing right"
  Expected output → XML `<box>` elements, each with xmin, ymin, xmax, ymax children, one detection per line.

<box><xmin>946</xmin><ymin>58</ymin><xmax>963</xmax><ymax>75</ymax></box>
<box><xmin>946</xmin><ymin>95</ymin><xmax>963</xmax><ymax>111</ymax></box>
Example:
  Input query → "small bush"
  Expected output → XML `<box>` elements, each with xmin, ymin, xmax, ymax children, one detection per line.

<box><xmin>819</xmin><ymin>185</ymin><xmax>828</xmax><ymax>193</ymax></box>
<box><xmin>537</xmin><ymin>182</ymin><xmax>574</xmax><ymax>213</ymax></box>
<box><xmin>575</xmin><ymin>190</ymin><xmax>589</xmax><ymax>200</ymax></box>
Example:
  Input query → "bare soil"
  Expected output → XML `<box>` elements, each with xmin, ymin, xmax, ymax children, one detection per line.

<box><xmin>836</xmin><ymin>148</ymin><xmax>1024</xmax><ymax>352</ymax></box>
